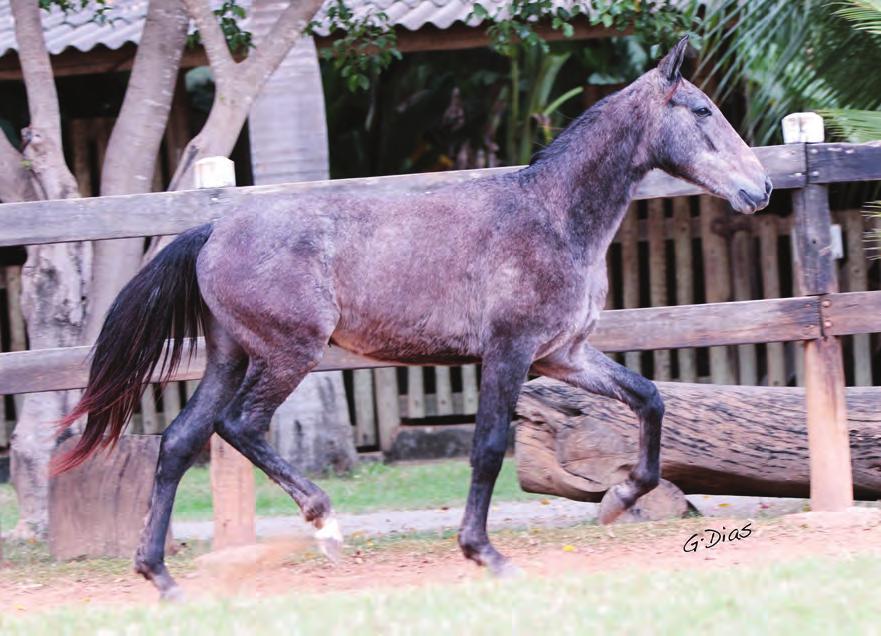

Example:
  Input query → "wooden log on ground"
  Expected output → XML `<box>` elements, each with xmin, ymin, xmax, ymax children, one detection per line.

<box><xmin>515</xmin><ymin>378</ymin><xmax>881</xmax><ymax>501</ymax></box>
<box><xmin>49</xmin><ymin>435</ymin><xmax>168</xmax><ymax>559</ymax></box>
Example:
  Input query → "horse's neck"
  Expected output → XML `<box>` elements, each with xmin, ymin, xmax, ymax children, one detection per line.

<box><xmin>521</xmin><ymin>89</ymin><xmax>652</xmax><ymax>257</ymax></box>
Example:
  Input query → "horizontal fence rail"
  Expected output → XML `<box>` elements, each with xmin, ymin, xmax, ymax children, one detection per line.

<box><xmin>0</xmin><ymin>143</ymin><xmax>816</xmax><ymax>248</ymax></box>
<box><xmin>3</xmin><ymin>292</ymin><xmax>879</xmax><ymax>395</ymax></box>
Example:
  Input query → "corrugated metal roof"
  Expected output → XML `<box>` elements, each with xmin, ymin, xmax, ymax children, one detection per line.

<box><xmin>0</xmin><ymin>1</ymin><xmax>596</xmax><ymax>60</ymax></box>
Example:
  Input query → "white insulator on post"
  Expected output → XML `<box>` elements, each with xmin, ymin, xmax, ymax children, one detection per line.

<box><xmin>781</xmin><ymin>112</ymin><xmax>825</xmax><ymax>144</ymax></box>
<box><xmin>193</xmin><ymin>156</ymin><xmax>236</xmax><ymax>188</ymax></box>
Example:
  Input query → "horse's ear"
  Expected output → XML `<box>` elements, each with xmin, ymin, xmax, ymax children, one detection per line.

<box><xmin>658</xmin><ymin>35</ymin><xmax>689</xmax><ymax>84</ymax></box>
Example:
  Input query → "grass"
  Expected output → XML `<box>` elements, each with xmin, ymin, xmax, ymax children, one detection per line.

<box><xmin>0</xmin><ymin>459</ymin><xmax>542</xmax><ymax>529</ymax></box>
<box><xmin>1</xmin><ymin>554</ymin><xmax>879</xmax><ymax>635</ymax></box>
<box><xmin>172</xmin><ymin>458</ymin><xmax>542</xmax><ymax>520</ymax></box>
<box><xmin>0</xmin><ymin>481</ymin><xmax>15</xmax><ymax>533</ymax></box>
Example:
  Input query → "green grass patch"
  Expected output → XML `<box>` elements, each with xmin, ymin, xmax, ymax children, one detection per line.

<box><xmin>173</xmin><ymin>458</ymin><xmax>541</xmax><ymax>520</ymax></box>
<box><xmin>0</xmin><ymin>481</ymin><xmax>17</xmax><ymax>531</ymax></box>
<box><xmin>1</xmin><ymin>459</ymin><xmax>540</xmax><ymax>531</ymax></box>
<box><xmin>2</xmin><ymin>554</ymin><xmax>878</xmax><ymax>635</ymax></box>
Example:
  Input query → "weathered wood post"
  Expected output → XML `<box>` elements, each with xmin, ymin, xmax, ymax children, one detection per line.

<box><xmin>194</xmin><ymin>157</ymin><xmax>257</xmax><ymax>549</ymax></box>
<box><xmin>784</xmin><ymin>113</ymin><xmax>854</xmax><ymax>511</ymax></box>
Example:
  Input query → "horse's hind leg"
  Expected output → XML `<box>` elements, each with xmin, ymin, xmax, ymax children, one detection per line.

<box><xmin>533</xmin><ymin>342</ymin><xmax>664</xmax><ymax>524</ymax></box>
<box><xmin>213</xmin><ymin>341</ymin><xmax>339</xmax><ymax>552</ymax></box>
<box><xmin>135</xmin><ymin>325</ymin><xmax>247</xmax><ymax>600</ymax></box>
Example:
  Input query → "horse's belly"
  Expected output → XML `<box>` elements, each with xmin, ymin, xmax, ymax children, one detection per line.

<box><xmin>330</xmin><ymin>305</ymin><xmax>480</xmax><ymax>365</ymax></box>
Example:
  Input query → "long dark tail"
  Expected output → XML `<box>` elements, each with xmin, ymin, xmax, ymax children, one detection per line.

<box><xmin>53</xmin><ymin>224</ymin><xmax>214</xmax><ymax>473</ymax></box>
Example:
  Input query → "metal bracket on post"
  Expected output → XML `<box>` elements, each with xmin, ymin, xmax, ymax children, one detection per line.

<box><xmin>783</xmin><ymin>114</ymin><xmax>854</xmax><ymax>512</ymax></box>
<box><xmin>195</xmin><ymin>156</ymin><xmax>257</xmax><ymax>550</ymax></box>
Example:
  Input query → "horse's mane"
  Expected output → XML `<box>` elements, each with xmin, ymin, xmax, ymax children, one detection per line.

<box><xmin>528</xmin><ymin>91</ymin><xmax>617</xmax><ymax>167</ymax></box>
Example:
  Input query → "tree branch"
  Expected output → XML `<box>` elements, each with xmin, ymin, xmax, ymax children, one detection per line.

<box><xmin>9</xmin><ymin>0</ymin><xmax>63</xmax><ymax>146</ymax></box>
<box><xmin>86</xmin><ymin>0</ymin><xmax>190</xmax><ymax>342</ymax></box>
<box><xmin>182</xmin><ymin>0</ymin><xmax>236</xmax><ymax>88</ymax></box>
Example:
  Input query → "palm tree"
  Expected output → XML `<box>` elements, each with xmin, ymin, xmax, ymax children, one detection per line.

<box><xmin>696</xmin><ymin>0</ymin><xmax>881</xmax><ymax>146</ymax></box>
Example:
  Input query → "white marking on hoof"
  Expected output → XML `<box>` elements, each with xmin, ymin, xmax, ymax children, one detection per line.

<box><xmin>314</xmin><ymin>515</ymin><xmax>343</xmax><ymax>563</ymax></box>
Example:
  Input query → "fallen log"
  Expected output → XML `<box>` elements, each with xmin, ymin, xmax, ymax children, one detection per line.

<box><xmin>515</xmin><ymin>378</ymin><xmax>881</xmax><ymax>501</ymax></box>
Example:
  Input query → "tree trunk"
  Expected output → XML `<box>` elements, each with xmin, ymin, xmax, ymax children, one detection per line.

<box><xmin>515</xmin><ymin>378</ymin><xmax>881</xmax><ymax>501</ymax></box>
<box><xmin>7</xmin><ymin>0</ymin><xmax>88</xmax><ymax>540</ymax></box>
<box><xmin>248</xmin><ymin>12</ymin><xmax>356</xmax><ymax>474</ymax></box>
<box><xmin>84</xmin><ymin>0</ymin><xmax>190</xmax><ymax>341</ymax></box>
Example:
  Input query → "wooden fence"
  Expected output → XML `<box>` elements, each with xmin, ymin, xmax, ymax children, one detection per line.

<box><xmin>1</xmin><ymin>140</ymin><xmax>880</xmax><ymax>512</ymax></box>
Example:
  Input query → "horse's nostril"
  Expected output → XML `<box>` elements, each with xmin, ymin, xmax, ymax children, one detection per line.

<box><xmin>738</xmin><ymin>188</ymin><xmax>757</xmax><ymax>207</ymax></box>
<box><xmin>764</xmin><ymin>177</ymin><xmax>773</xmax><ymax>196</ymax></box>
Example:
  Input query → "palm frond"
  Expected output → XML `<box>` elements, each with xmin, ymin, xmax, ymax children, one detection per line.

<box><xmin>819</xmin><ymin>109</ymin><xmax>881</xmax><ymax>142</ymax></box>
<box><xmin>834</xmin><ymin>0</ymin><xmax>881</xmax><ymax>34</ymax></box>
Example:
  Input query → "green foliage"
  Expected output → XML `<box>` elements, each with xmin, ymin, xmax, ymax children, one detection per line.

<box><xmin>308</xmin><ymin>0</ymin><xmax>400</xmax><ymax>93</ymax></box>
<box><xmin>187</xmin><ymin>0</ymin><xmax>254</xmax><ymax>55</ymax></box>
<box><xmin>697</xmin><ymin>0</ymin><xmax>881</xmax><ymax>145</ymax></box>
<box><xmin>38</xmin><ymin>0</ymin><xmax>111</xmax><ymax>22</ymax></box>
<box><xmin>467</xmin><ymin>1</ymin><xmax>695</xmax><ymax>164</ymax></box>
<box><xmin>472</xmin><ymin>0</ymin><xmax>696</xmax><ymax>60</ymax></box>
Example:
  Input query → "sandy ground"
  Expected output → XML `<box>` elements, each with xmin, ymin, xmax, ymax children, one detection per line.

<box><xmin>2</xmin><ymin>505</ymin><xmax>879</xmax><ymax>614</ymax></box>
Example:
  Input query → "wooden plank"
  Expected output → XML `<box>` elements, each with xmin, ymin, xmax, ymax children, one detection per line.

<box><xmin>161</xmin><ymin>383</ymin><xmax>182</xmax><ymax>428</ymax></box>
<box><xmin>406</xmin><ymin>367</ymin><xmax>425</xmax><ymax>419</ymax></box>
<box><xmin>823</xmin><ymin>291</ymin><xmax>881</xmax><ymax>337</ymax></box>
<box><xmin>460</xmin><ymin>364</ymin><xmax>479</xmax><ymax>415</ymax></box>
<box><xmin>210</xmin><ymin>435</ymin><xmax>256</xmax><ymax>550</ymax></box>
<box><xmin>790</xmin><ymin>175</ymin><xmax>852</xmax><ymax>511</ymax></box>
<box><xmin>434</xmin><ymin>367</ymin><xmax>454</xmax><ymax>416</ymax></box>
<box><xmin>619</xmin><ymin>204</ymin><xmax>641</xmax><ymax>373</ymax></box>
<box><xmin>803</xmin><ymin>336</ymin><xmax>854</xmax><ymax>511</ymax></box>
<box><xmin>672</xmin><ymin>198</ymin><xmax>696</xmax><ymax>382</ymax></box>
<box><xmin>700</xmin><ymin>196</ymin><xmax>736</xmax><ymax>384</ymax></box>
<box><xmin>139</xmin><ymin>387</ymin><xmax>161</xmax><ymax>435</ymax></box>
<box><xmin>842</xmin><ymin>212</ymin><xmax>872</xmax><ymax>386</ymax></box>
<box><xmin>731</xmin><ymin>225</ymin><xmax>757</xmax><ymax>384</ymax></box>
<box><xmin>810</xmin><ymin>142</ymin><xmax>881</xmax><ymax>184</ymax></box>
<box><xmin>647</xmin><ymin>199</ymin><xmax>670</xmax><ymax>380</ymax></box>
<box><xmin>0</xmin><ymin>297</ymin><xmax>827</xmax><ymax>395</ymax></box>
<box><xmin>374</xmin><ymin>367</ymin><xmax>400</xmax><ymax>453</ymax></box>
<box><xmin>591</xmin><ymin>297</ymin><xmax>821</xmax><ymax>353</ymax></box>
<box><xmin>352</xmin><ymin>369</ymin><xmax>376</xmax><ymax>446</ymax></box>
<box><xmin>0</xmin><ymin>145</ymin><xmax>806</xmax><ymax>248</ymax></box>
<box><xmin>757</xmin><ymin>215</ymin><xmax>786</xmax><ymax>386</ymax></box>
<box><xmin>792</xmin><ymin>185</ymin><xmax>839</xmax><ymax>296</ymax></box>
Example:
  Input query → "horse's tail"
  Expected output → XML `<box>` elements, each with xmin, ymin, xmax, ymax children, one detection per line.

<box><xmin>52</xmin><ymin>224</ymin><xmax>214</xmax><ymax>474</ymax></box>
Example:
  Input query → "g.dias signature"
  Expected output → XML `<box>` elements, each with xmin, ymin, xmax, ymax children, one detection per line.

<box><xmin>683</xmin><ymin>521</ymin><xmax>753</xmax><ymax>553</ymax></box>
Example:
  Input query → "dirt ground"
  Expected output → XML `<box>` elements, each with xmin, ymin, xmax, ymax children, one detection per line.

<box><xmin>2</xmin><ymin>508</ymin><xmax>880</xmax><ymax>614</ymax></box>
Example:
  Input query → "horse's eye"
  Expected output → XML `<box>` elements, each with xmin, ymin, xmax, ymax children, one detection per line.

<box><xmin>693</xmin><ymin>107</ymin><xmax>711</xmax><ymax>118</ymax></box>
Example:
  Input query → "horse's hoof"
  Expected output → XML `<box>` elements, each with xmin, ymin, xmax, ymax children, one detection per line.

<box><xmin>490</xmin><ymin>559</ymin><xmax>524</xmax><ymax>579</ymax></box>
<box><xmin>314</xmin><ymin>514</ymin><xmax>343</xmax><ymax>564</ymax></box>
<box><xmin>598</xmin><ymin>486</ymin><xmax>629</xmax><ymax>525</ymax></box>
<box><xmin>160</xmin><ymin>585</ymin><xmax>186</xmax><ymax>603</ymax></box>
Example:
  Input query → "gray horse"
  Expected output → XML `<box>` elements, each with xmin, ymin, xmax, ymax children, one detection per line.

<box><xmin>56</xmin><ymin>37</ymin><xmax>771</xmax><ymax>599</ymax></box>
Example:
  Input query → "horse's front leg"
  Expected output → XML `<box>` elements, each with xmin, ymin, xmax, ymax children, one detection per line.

<box><xmin>533</xmin><ymin>342</ymin><xmax>664</xmax><ymax>524</ymax></box>
<box><xmin>458</xmin><ymin>341</ymin><xmax>535</xmax><ymax>576</ymax></box>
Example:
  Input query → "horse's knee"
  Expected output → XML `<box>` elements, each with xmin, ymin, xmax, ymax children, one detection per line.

<box><xmin>634</xmin><ymin>378</ymin><xmax>664</xmax><ymax>422</ymax></box>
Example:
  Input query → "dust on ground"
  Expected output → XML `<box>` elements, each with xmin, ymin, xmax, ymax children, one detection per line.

<box><xmin>2</xmin><ymin>507</ymin><xmax>879</xmax><ymax>614</ymax></box>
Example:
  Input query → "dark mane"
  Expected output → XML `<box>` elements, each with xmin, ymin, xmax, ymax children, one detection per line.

<box><xmin>528</xmin><ymin>91</ymin><xmax>617</xmax><ymax>166</ymax></box>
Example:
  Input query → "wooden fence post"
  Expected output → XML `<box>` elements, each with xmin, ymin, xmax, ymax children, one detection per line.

<box><xmin>195</xmin><ymin>157</ymin><xmax>257</xmax><ymax>549</ymax></box>
<box><xmin>785</xmin><ymin>113</ymin><xmax>853</xmax><ymax>512</ymax></box>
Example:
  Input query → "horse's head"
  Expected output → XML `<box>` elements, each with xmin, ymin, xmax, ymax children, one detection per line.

<box><xmin>646</xmin><ymin>37</ymin><xmax>772</xmax><ymax>214</ymax></box>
